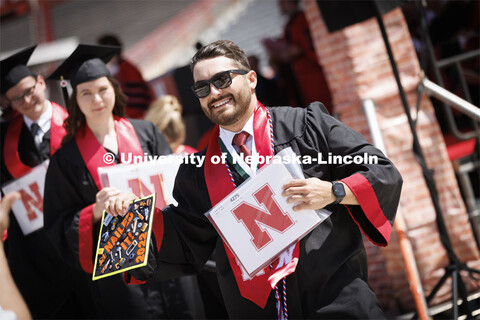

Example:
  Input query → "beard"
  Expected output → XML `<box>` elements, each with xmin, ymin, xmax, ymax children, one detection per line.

<box><xmin>204</xmin><ymin>87</ymin><xmax>252</xmax><ymax>127</ymax></box>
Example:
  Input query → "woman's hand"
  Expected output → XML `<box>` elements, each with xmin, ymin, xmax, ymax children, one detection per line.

<box><xmin>92</xmin><ymin>187</ymin><xmax>138</xmax><ymax>224</ymax></box>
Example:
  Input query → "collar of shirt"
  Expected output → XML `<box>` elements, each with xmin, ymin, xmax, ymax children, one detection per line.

<box><xmin>23</xmin><ymin>100</ymin><xmax>52</xmax><ymax>137</ymax></box>
<box><xmin>219</xmin><ymin>113</ymin><xmax>257</xmax><ymax>177</ymax></box>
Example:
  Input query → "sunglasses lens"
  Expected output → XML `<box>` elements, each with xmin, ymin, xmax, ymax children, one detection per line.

<box><xmin>212</xmin><ymin>72</ymin><xmax>232</xmax><ymax>89</ymax></box>
<box><xmin>193</xmin><ymin>83</ymin><xmax>210</xmax><ymax>98</ymax></box>
<box><xmin>192</xmin><ymin>71</ymin><xmax>238</xmax><ymax>98</ymax></box>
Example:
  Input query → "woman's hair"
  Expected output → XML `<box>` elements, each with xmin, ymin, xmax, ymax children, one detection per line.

<box><xmin>62</xmin><ymin>76</ymin><xmax>127</xmax><ymax>145</ymax></box>
<box><xmin>145</xmin><ymin>95</ymin><xmax>185</xmax><ymax>151</ymax></box>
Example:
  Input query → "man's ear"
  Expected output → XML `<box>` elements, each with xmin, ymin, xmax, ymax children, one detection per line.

<box><xmin>247</xmin><ymin>70</ymin><xmax>257</xmax><ymax>91</ymax></box>
<box><xmin>36</xmin><ymin>75</ymin><xmax>47</xmax><ymax>90</ymax></box>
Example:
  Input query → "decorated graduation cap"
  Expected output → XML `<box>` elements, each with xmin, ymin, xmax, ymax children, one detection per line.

<box><xmin>1</xmin><ymin>45</ymin><xmax>37</xmax><ymax>94</ymax></box>
<box><xmin>48</xmin><ymin>44</ymin><xmax>120</xmax><ymax>88</ymax></box>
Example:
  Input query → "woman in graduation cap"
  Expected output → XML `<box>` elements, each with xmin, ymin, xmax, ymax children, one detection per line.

<box><xmin>43</xmin><ymin>44</ymin><xmax>204</xmax><ymax>319</ymax></box>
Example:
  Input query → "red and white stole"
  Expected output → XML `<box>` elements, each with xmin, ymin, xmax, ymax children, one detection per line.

<box><xmin>75</xmin><ymin>116</ymin><xmax>143</xmax><ymax>190</ymax></box>
<box><xmin>204</xmin><ymin>102</ymin><xmax>300</xmax><ymax>308</ymax></box>
<box><xmin>3</xmin><ymin>102</ymin><xmax>68</xmax><ymax>178</ymax></box>
<box><xmin>75</xmin><ymin>116</ymin><xmax>143</xmax><ymax>273</ymax></box>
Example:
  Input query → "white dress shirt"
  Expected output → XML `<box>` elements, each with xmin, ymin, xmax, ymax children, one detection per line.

<box><xmin>219</xmin><ymin>113</ymin><xmax>258</xmax><ymax>177</ymax></box>
<box><xmin>23</xmin><ymin>100</ymin><xmax>52</xmax><ymax>148</ymax></box>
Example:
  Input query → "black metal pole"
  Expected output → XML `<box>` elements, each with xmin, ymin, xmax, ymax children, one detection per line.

<box><xmin>373</xmin><ymin>8</ymin><xmax>475</xmax><ymax>319</ymax></box>
<box><xmin>415</xmin><ymin>0</ymin><xmax>480</xmax><ymax>253</ymax></box>
<box><xmin>374</xmin><ymin>8</ymin><xmax>457</xmax><ymax>263</ymax></box>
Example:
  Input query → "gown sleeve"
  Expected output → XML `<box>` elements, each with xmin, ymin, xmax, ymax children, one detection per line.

<box><xmin>305</xmin><ymin>102</ymin><xmax>403</xmax><ymax>245</ymax></box>
<box><xmin>43</xmin><ymin>144</ymin><xmax>98</xmax><ymax>272</ymax></box>
<box><xmin>130</xmin><ymin>152</ymin><xmax>219</xmax><ymax>282</ymax></box>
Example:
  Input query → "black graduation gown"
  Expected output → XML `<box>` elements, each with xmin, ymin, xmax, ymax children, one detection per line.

<box><xmin>0</xmin><ymin>119</ymin><xmax>96</xmax><ymax>319</ymax></box>
<box><xmin>0</xmin><ymin>120</ymin><xmax>49</xmax><ymax>184</ymax></box>
<box><xmin>133</xmin><ymin>103</ymin><xmax>403</xmax><ymax>319</ymax></box>
<box><xmin>44</xmin><ymin>118</ymin><xmax>205</xmax><ymax>319</ymax></box>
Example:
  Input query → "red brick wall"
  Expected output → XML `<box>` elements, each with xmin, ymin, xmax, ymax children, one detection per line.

<box><xmin>303</xmin><ymin>0</ymin><xmax>480</xmax><ymax>313</ymax></box>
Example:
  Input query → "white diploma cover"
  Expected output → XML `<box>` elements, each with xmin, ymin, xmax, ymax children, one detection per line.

<box><xmin>205</xmin><ymin>148</ymin><xmax>330</xmax><ymax>276</ymax></box>
<box><xmin>2</xmin><ymin>161</ymin><xmax>49</xmax><ymax>235</ymax></box>
<box><xmin>98</xmin><ymin>156</ymin><xmax>181</xmax><ymax>209</ymax></box>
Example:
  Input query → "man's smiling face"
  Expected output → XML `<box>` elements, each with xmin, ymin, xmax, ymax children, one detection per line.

<box><xmin>193</xmin><ymin>56</ymin><xmax>257</xmax><ymax>132</ymax></box>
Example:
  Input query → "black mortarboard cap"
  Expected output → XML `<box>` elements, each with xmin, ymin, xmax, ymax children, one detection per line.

<box><xmin>1</xmin><ymin>45</ymin><xmax>37</xmax><ymax>94</ymax></box>
<box><xmin>48</xmin><ymin>44</ymin><xmax>120</xmax><ymax>88</ymax></box>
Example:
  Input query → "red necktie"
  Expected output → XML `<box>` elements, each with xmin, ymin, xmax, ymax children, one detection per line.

<box><xmin>233</xmin><ymin>131</ymin><xmax>252</xmax><ymax>160</ymax></box>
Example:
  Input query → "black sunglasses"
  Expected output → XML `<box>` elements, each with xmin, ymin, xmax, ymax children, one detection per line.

<box><xmin>191</xmin><ymin>69</ymin><xmax>248</xmax><ymax>98</ymax></box>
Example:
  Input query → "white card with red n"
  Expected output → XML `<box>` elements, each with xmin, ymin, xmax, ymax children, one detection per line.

<box><xmin>98</xmin><ymin>156</ymin><xmax>182</xmax><ymax>210</ymax></box>
<box><xmin>205</xmin><ymin>159</ymin><xmax>324</xmax><ymax>276</ymax></box>
<box><xmin>2</xmin><ymin>161</ymin><xmax>49</xmax><ymax>235</ymax></box>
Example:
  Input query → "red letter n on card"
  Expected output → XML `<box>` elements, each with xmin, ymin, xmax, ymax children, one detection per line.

<box><xmin>127</xmin><ymin>175</ymin><xmax>166</xmax><ymax>210</ymax></box>
<box><xmin>18</xmin><ymin>182</ymin><xmax>43</xmax><ymax>222</ymax></box>
<box><xmin>232</xmin><ymin>184</ymin><xmax>294</xmax><ymax>251</ymax></box>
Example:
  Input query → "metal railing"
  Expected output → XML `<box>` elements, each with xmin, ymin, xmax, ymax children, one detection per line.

<box><xmin>418</xmin><ymin>77</ymin><xmax>480</xmax><ymax>124</ymax></box>
<box><xmin>426</xmin><ymin>48</ymin><xmax>480</xmax><ymax>141</ymax></box>
<box><xmin>418</xmin><ymin>0</ymin><xmax>480</xmax><ymax>142</ymax></box>
<box><xmin>362</xmin><ymin>99</ymin><xmax>430</xmax><ymax>320</ymax></box>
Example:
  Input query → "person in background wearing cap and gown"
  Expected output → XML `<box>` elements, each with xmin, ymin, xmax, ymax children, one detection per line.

<box><xmin>263</xmin><ymin>0</ymin><xmax>333</xmax><ymax>112</ymax></box>
<box><xmin>0</xmin><ymin>45</ymin><xmax>67</xmax><ymax>186</ymax></box>
<box><xmin>97</xmin><ymin>34</ymin><xmax>155</xmax><ymax>119</ymax></box>
<box><xmin>43</xmin><ymin>44</ymin><xmax>204</xmax><ymax>319</ymax></box>
<box><xmin>0</xmin><ymin>46</ymin><xmax>96</xmax><ymax>318</ymax></box>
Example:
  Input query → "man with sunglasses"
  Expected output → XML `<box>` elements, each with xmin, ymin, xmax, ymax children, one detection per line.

<box><xmin>0</xmin><ymin>47</ymin><xmax>94</xmax><ymax>318</ymax></box>
<box><xmin>123</xmin><ymin>40</ymin><xmax>402</xmax><ymax>318</ymax></box>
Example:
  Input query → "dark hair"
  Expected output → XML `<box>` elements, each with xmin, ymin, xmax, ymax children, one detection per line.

<box><xmin>62</xmin><ymin>76</ymin><xmax>127</xmax><ymax>145</ymax></box>
<box><xmin>190</xmin><ymin>40</ymin><xmax>250</xmax><ymax>73</ymax></box>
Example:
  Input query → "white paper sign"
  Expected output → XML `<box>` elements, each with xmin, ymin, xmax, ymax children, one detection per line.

<box><xmin>98</xmin><ymin>156</ymin><xmax>182</xmax><ymax>209</ymax></box>
<box><xmin>2</xmin><ymin>161</ymin><xmax>49</xmax><ymax>235</ymax></box>
<box><xmin>205</xmin><ymin>160</ymin><xmax>324</xmax><ymax>276</ymax></box>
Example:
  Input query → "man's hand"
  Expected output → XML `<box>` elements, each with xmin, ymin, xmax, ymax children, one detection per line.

<box><xmin>282</xmin><ymin>178</ymin><xmax>335</xmax><ymax>211</ymax></box>
<box><xmin>0</xmin><ymin>192</ymin><xmax>21</xmax><ymax>238</ymax></box>
<box><xmin>92</xmin><ymin>187</ymin><xmax>138</xmax><ymax>224</ymax></box>
<box><xmin>283</xmin><ymin>178</ymin><xmax>358</xmax><ymax>211</ymax></box>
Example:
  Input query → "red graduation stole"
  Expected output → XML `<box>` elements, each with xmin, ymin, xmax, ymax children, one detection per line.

<box><xmin>205</xmin><ymin>102</ymin><xmax>300</xmax><ymax>308</ymax></box>
<box><xmin>75</xmin><ymin>116</ymin><xmax>143</xmax><ymax>190</ymax></box>
<box><xmin>3</xmin><ymin>102</ymin><xmax>68</xmax><ymax>179</ymax></box>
